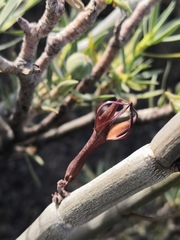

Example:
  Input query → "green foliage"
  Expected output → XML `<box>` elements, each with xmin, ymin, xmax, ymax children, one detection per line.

<box><xmin>0</xmin><ymin>0</ymin><xmax>41</xmax><ymax>32</ymax></box>
<box><xmin>0</xmin><ymin>0</ymin><xmax>40</xmax><ymax>52</ymax></box>
<box><xmin>1</xmin><ymin>1</ymin><xmax>179</xmax><ymax>115</ymax></box>
<box><xmin>26</xmin><ymin>1</ymin><xmax>180</xmax><ymax>113</ymax></box>
<box><xmin>104</xmin><ymin>0</ymin><xmax>132</xmax><ymax>14</ymax></box>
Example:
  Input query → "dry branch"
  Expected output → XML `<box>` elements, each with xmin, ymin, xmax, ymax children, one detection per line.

<box><xmin>22</xmin><ymin>104</ymin><xmax>173</xmax><ymax>146</ymax></box>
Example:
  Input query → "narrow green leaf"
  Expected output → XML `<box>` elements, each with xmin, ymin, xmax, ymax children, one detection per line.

<box><xmin>31</xmin><ymin>154</ymin><xmax>44</xmax><ymax>166</ymax></box>
<box><xmin>113</xmin><ymin>0</ymin><xmax>132</xmax><ymax>14</ymax></box>
<box><xmin>1</xmin><ymin>0</ymin><xmax>40</xmax><ymax>31</ymax></box>
<box><xmin>153</xmin><ymin>1</ymin><xmax>176</xmax><ymax>33</ymax></box>
<box><xmin>60</xmin><ymin>11</ymin><xmax>69</xmax><ymax>27</ymax></box>
<box><xmin>47</xmin><ymin>65</ymin><xmax>53</xmax><ymax>89</ymax></box>
<box><xmin>104</xmin><ymin>0</ymin><xmax>112</xmax><ymax>4</ymax></box>
<box><xmin>87</xmin><ymin>34</ymin><xmax>98</xmax><ymax>64</ymax></box>
<box><xmin>148</xmin><ymin>4</ymin><xmax>160</xmax><ymax>32</ymax></box>
<box><xmin>25</xmin><ymin>155</ymin><xmax>41</xmax><ymax>188</ymax></box>
<box><xmin>165</xmin><ymin>91</ymin><xmax>180</xmax><ymax>113</ymax></box>
<box><xmin>82</xmin><ymin>164</ymin><xmax>96</xmax><ymax>181</ymax></box>
<box><xmin>143</xmin><ymin>52</ymin><xmax>180</xmax><ymax>58</ymax></box>
<box><xmin>0</xmin><ymin>0</ymin><xmax>23</xmax><ymax>29</ymax></box>
<box><xmin>161</xmin><ymin>60</ymin><xmax>171</xmax><ymax>90</ymax></box>
<box><xmin>133</xmin><ymin>80</ymin><xmax>159</xmax><ymax>85</ymax></box>
<box><xmin>121</xmin><ymin>82</ymin><xmax>130</xmax><ymax>93</ymax></box>
<box><xmin>69</xmin><ymin>40</ymin><xmax>78</xmax><ymax>55</ymax></box>
<box><xmin>121</xmin><ymin>47</ymin><xmax>127</xmax><ymax>73</ymax></box>
<box><xmin>57</xmin><ymin>79</ymin><xmax>78</xmax><ymax>96</ymax></box>
<box><xmin>41</xmin><ymin>105</ymin><xmax>59</xmax><ymax>114</ymax></box>
<box><xmin>163</xmin><ymin>34</ymin><xmax>180</xmax><ymax>42</ymax></box>
<box><xmin>0</xmin><ymin>37</ymin><xmax>22</xmax><ymax>50</ymax></box>
<box><xmin>143</xmin><ymin>16</ymin><xmax>149</xmax><ymax>36</ymax></box>
<box><xmin>136</xmin><ymin>89</ymin><xmax>164</xmax><ymax>99</ymax></box>
<box><xmin>0</xmin><ymin>0</ymin><xmax>5</xmax><ymax>9</ymax></box>
<box><xmin>140</xmin><ymin>69</ymin><xmax>162</xmax><ymax>79</ymax></box>
<box><xmin>50</xmin><ymin>59</ymin><xmax>63</xmax><ymax>78</ymax></box>
<box><xmin>72</xmin><ymin>91</ymin><xmax>114</xmax><ymax>101</ymax></box>
<box><xmin>148</xmin><ymin>75</ymin><xmax>158</xmax><ymax>108</ymax></box>
<box><xmin>152</xmin><ymin>19</ymin><xmax>180</xmax><ymax>45</ymax></box>
<box><xmin>127</xmin><ymin>81</ymin><xmax>147</xmax><ymax>91</ymax></box>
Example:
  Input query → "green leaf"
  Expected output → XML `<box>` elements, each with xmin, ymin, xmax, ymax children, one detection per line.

<box><xmin>152</xmin><ymin>19</ymin><xmax>180</xmax><ymax>45</ymax></box>
<box><xmin>31</xmin><ymin>154</ymin><xmax>44</xmax><ymax>166</ymax></box>
<box><xmin>113</xmin><ymin>0</ymin><xmax>132</xmax><ymax>14</ymax></box>
<box><xmin>133</xmin><ymin>79</ymin><xmax>159</xmax><ymax>85</ymax></box>
<box><xmin>121</xmin><ymin>82</ymin><xmax>130</xmax><ymax>93</ymax></box>
<box><xmin>69</xmin><ymin>40</ymin><xmax>78</xmax><ymax>55</ymax></box>
<box><xmin>136</xmin><ymin>89</ymin><xmax>164</xmax><ymax>99</ymax></box>
<box><xmin>139</xmin><ymin>69</ymin><xmax>162</xmax><ymax>79</ymax></box>
<box><xmin>60</xmin><ymin>11</ymin><xmax>69</xmax><ymax>27</ymax></box>
<box><xmin>82</xmin><ymin>164</ymin><xmax>96</xmax><ymax>181</ymax></box>
<box><xmin>0</xmin><ymin>0</ymin><xmax>6</xmax><ymax>9</ymax></box>
<box><xmin>148</xmin><ymin>3</ymin><xmax>160</xmax><ymax>32</ymax></box>
<box><xmin>50</xmin><ymin>59</ymin><xmax>63</xmax><ymax>78</ymax></box>
<box><xmin>0</xmin><ymin>0</ymin><xmax>23</xmax><ymax>30</ymax></box>
<box><xmin>57</xmin><ymin>79</ymin><xmax>78</xmax><ymax>96</ymax></box>
<box><xmin>0</xmin><ymin>0</ymin><xmax>41</xmax><ymax>31</ymax></box>
<box><xmin>165</xmin><ymin>91</ymin><xmax>180</xmax><ymax>113</ymax></box>
<box><xmin>25</xmin><ymin>155</ymin><xmax>41</xmax><ymax>187</ymax></box>
<box><xmin>72</xmin><ymin>91</ymin><xmax>114</xmax><ymax>101</ymax></box>
<box><xmin>153</xmin><ymin>1</ymin><xmax>176</xmax><ymax>34</ymax></box>
<box><xmin>143</xmin><ymin>52</ymin><xmax>180</xmax><ymax>59</ymax></box>
<box><xmin>163</xmin><ymin>34</ymin><xmax>180</xmax><ymax>42</ymax></box>
<box><xmin>127</xmin><ymin>80</ymin><xmax>147</xmax><ymax>91</ymax></box>
<box><xmin>41</xmin><ymin>105</ymin><xmax>59</xmax><ymax>114</ymax></box>
<box><xmin>148</xmin><ymin>74</ymin><xmax>158</xmax><ymax>108</ymax></box>
<box><xmin>47</xmin><ymin>65</ymin><xmax>53</xmax><ymax>89</ymax></box>
<box><xmin>104</xmin><ymin>0</ymin><xmax>112</xmax><ymax>4</ymax></box>
<box><xmin>0</xmin><ymin>36</ymin><xmax>22</xmax><ymax>50</ymax></box>
<box><xmin>121</xmin><ymin>47</ymin><xmax>127</xmax><ymax>73</ymax></box>
<box><xmin>87</xmin><ymin>34</ymin><xmax>98</xmax><ymax>64</ymax></box>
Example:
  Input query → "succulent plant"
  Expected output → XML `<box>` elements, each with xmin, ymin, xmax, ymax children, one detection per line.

<box><xmin>66</xmin><ymin>52</ymin><xmax>93</xmax><ymax>80</ymax></box>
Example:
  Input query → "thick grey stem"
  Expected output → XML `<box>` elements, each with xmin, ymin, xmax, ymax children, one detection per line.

<box><xmin>17</xmin><ymin>145</ymin><xmax>177</xmax><ymax>239</ymax></box>
<box><xmin>150</xmin><ymin>111</ymin><xmax>180</xmax><ymax>167</ymax></box>
<box><xmin>17</xmin><ymin>110</ymin><xmax>180</xmax><ymax>239</ymax></box>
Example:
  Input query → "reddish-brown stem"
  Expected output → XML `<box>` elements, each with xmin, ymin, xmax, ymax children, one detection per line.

<box><xmin>64</xmin><ymin>129</ymin><xmax>107</xmax><ymax>183</ymax></box>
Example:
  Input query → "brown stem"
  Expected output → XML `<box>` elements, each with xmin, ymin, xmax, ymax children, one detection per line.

<box><xmin>64</xmin><ymin>129</ymin><xmax>106</xmax><ymax>183</ymax></box>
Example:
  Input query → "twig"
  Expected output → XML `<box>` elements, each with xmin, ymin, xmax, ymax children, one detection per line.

<box><xmin>35</xmin><ymin>0</ymin><xmax>107</xmax><ymax>72</ymax></box>
<box><xmin>21</xmin><ymin>104</ymin><xmax>173</xmax><ymax>146</ymax></box>
<box><xmin>9</xmin><ymin>0</ymin><xmax>65</xmax><ymax>135</ymax></box>
<box><xmin>23</xmin><ymin>112</ymin><xmax>95</xmax><ymax>145</ymax></box>
<box><xmin>129</xmin><ymin>211</ymin><xmax>180</xmax><ymax>222</ymax></box>
<box><xmin>17</xmin><ymin>0</ymin><xmax>65</xmax><ymax>62</ymax></box>
<box><xmin>0</xmin><ymin>55</ymin><xmax>18</xmax><ymax>74</ymax></box>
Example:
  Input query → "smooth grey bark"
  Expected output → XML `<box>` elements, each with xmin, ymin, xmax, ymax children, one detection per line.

<box><xmin>17</xmin><ymin>112</ymin><xmax>180</xmax><ymax>240</ymax></box>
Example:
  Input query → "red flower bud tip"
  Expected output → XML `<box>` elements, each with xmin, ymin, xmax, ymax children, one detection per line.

<box><xmin>95</xmin><ymin>99</ymin><xmax>137</xmax><ymax>140</ymax></box>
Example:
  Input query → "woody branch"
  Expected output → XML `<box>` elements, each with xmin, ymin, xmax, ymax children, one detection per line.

<box><xmin>9</xmin><ymin>0</ymin><xmax>65</xmax><ymax>136</ymax></box>
<box><xmin>24</xmin><ymin>0</ymin><xmax>163</xmax><ymax>138</ymax></box>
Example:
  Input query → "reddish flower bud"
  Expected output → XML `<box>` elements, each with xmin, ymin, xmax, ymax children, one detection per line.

<box><xmin>64</xmin><ymin>99</ymin><xmax>137</xmax><ymax>185</ymax></box>
<box><xmin>95</xmin><ymin>99</ymin><xmax>137</xmax><ymax>140</ymax></box>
